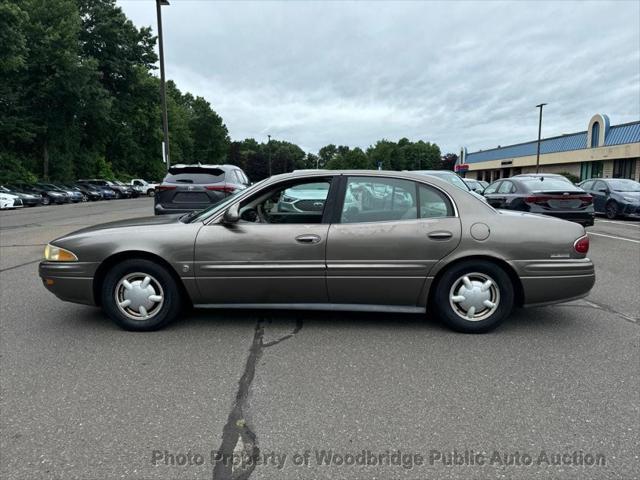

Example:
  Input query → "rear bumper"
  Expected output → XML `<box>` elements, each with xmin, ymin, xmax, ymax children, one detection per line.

<box><xmin>538</xmin><ymin>211</ymin><xmax>594</xmax><ymax>226</ymax></box>
<box><xmin>39</xmin><ymin>261</ymin><xmax>99</xmax><ymax>306</ymax></box>
<box><xmin>510</xmin><ymin>258</ymin><xmax>596</xmax><ymax>306</ymax></box>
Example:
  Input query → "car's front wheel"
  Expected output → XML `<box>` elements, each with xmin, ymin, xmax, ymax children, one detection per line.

<box><xmin>101</xmin><ymin>259</ymin><xmax>183</xmax><ymax>331</ymax></box>
<box><xmin>605</xmin><ymin>201</ymin><xmax>619</xmax><ymax>219</ymax></box>
<box><xmin>432</xmin><ymin>260</ymin><xmax>514</xmax><ymax>333</ymax></box>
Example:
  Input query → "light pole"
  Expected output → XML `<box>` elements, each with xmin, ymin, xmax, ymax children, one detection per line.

<box><xmin>535</xmin><ymin>103</ymin><xmax>547</xmax><ymax>174</ymax></box>
<box><xmin>156</xmin><ymin>0</ymin><xmax>170</xmax><ymax>168</ymax></box>
<box><xmin>267</xmin><ymin>134</ymin><xmax>272</xmax><ymax>177</ymax></box>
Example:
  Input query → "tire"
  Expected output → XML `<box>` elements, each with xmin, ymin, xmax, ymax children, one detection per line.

<box><xmin>101</xmin><ymin>259</ymin><xmax>183</xmax><ymax>331</ymax></box>
<box><xmin>115</xmin><ymin>191</ymin><xmax>122</xmax><ymax>199</ymax></box>
<box><xmin>81</xmin><ymin>194</ymin><xmax>88</xmax><ymax>202</ymax></box>
<box><xmin>41</xmin><ymin>196</ymin><xmax>51</xmax><ymax>206</ymax></box>
<box><xmin>605</xmin><ymin>201</ymin><xmax>619</xmax><ymax>219</ymax></box>
<box><xmin>147</xmin><ymin>189</ymin><xmax>155</xmax><ymax>197</ymax></box>
<box><xmin>431</xmin><ymin>260</ymin><xmax>514</xmax><ymax>333</ymax></box>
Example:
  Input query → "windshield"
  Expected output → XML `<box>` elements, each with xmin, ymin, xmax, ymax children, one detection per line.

<box><xmin>609</xmin><ymin>179</ymin><xmax>640</xmax><ymax>192</ymax></box>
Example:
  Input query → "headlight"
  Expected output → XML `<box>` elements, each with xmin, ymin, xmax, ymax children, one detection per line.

<box><xmin>44</xmin><ymin>244</ymin><xmax>78</xmax><ymax>262</ymax></box>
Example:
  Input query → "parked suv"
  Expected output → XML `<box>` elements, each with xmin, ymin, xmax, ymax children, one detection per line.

<box><xmin>154</xmin><ymin>164</ymin><xmax>250</xmax><ymax>215</ymax></box>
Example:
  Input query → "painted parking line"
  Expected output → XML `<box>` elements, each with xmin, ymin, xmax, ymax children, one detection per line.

<box><xmin>588</xmin><ymin>232</ymin><xmax>640</xmax><ymax>244</ymax></box>
<box><xmin>595</xmin><ymin>219</ymin><xmax>640</xmax><ymax>228</ymax></box>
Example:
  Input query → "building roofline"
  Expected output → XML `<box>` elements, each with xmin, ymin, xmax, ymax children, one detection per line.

<box><xmin>467</xmin><ymin>119</ymin><xmax>640</xmax><ymax>156</ymax></box>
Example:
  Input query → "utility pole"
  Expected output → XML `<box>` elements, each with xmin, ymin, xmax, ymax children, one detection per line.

<box><xmin>267</xmin><ymin>134</ymin><xmax>272</xmax><ymax>177</ymax></box>
<box><xmin>156</xmin><ymin>0</ymin><xmax>171</xmax><ymax>168</ymax></box>
<box><xmin>535</xmin><ymin>103</ymin><xmax>547</xmax><ymax>174</ymax></box>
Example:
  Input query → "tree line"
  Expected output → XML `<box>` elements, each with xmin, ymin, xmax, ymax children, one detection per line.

<box><xmin>0</xmin><ymin>0</ymin><xmax>456</xmax><ymax>184</ymax></box>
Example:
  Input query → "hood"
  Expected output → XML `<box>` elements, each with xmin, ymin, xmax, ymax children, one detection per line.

<box><xmin>615</xmin><ymin>191</ymin><xmax>640</xmax><ymax>202</ymax></box>
<box><xmin>57</xmin><ymin>214</ymin><xmax>183</xmax><ymax>238</ymax></box>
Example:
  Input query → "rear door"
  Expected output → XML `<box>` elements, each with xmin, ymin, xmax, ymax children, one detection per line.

<box><xmin>326</xmin><ymin>176</ymin><xmax>461</xmax><ymax>306</ymax></box>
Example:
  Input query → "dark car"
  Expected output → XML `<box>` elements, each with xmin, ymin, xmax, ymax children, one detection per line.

<box><xmin>113</xmin><ymin>180</ymin><xmax>139</xmax><ymax>198</ymax></box>
<box><xmin>72</xmin><ymin>183</ymin><xmax>103</xmax><ymax>201</ymax></box>
<box><xmin>78</xmin><ymin>179</ymin><xmax>130</xmax><ymax>199</ymax></box>
<box><xmin>0</xmin><ymin>185</ymin><xmax>42</xmax><ymax>206</ymax></box>
<box><xmin>483</xmin><ymin>174</ymin><xmax>594</xmax><ymax>226</ymax></box>
<box><xmin>13</xmin><ymin>182</ymin><xmax>68</xmax><ymax>205</ymax></box>
<box><xmin>50</xmin><ymin>183</ymin><xmax>85</xmax><ymax>203</ymax></box>
<box><xmin>154</xmin><ymin>164</ymin><xmax>250</xmax><ymax>215</ymax></box>
<box><xmin>578</xmin><ymin>178</ymin><xmax>640</xmax><ymax>219</ymax></box>
<box><xmin>77</xmin><ymin>180</ymin><xmax>116</xmax><ymax>200</ymax></box>
<box><xmin>412</xmin><ymin>170</ymin><xmax>488</xmax><ymax>203</ymax></box>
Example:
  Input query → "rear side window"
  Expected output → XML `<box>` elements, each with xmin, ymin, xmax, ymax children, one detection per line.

<box><xmin>581</xmin><ymin>180</ymin><xmax>594</xmax><ymax>190</ymax></box>
<box><xmin>418</xmin><ymin>184</ymin><xmax>454</xmax><ymax>218</ymax></box>
<box><xmin>163</xmin><ymin>172</ymin><xmax>225</xmax><ymax>184</ymax></box>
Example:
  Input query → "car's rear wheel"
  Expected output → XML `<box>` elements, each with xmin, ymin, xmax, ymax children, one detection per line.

<box><xmin>147</xmin><ymin>189</ymin><xmax>155</xmax><ymax>197</ymax></box>
<box><xmin>432</xmin><ymin>260</ymin><xmax>514</xmax><ymax>333</ymax></box>
<box><xmin>41</xmin><ymin>196</ymin><xmax>50</xmax><ymax>206</ymax></box>
<box><xmin>101</xmin><ymin>259</ymin><xmax>182</xmax><ymax>331</ymax></box>
<box><xmin>605</xmin><ymin>201</ymin><xmax>619</xmax><ymax>219</ymax></box>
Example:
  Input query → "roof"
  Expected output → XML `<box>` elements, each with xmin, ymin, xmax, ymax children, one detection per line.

<box><xmin>465</xmin><ymin>120</ymin><xmax>640</xmax><ymax>164</ymax></box>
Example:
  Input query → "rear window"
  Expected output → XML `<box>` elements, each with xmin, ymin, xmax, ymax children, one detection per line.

<box><xmin>163</xmin><ymin>172</ymin><xmax>225</xmax><ymax>184</ymax></box>
<box><xmin>520</xmin><ymin>178</ymin><xmax>581</xmax><ymax>191</ymax></box>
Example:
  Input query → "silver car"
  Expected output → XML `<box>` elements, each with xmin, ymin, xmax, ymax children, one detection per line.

<box><xmin>39</xmin><ymin>170</ymin><xmax>595</xmax><ymax>333</ymax></box>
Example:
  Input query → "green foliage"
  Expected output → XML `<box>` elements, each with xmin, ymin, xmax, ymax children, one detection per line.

<box><xmin>0</xmin><ymin>0</ymin><xmax>447</xmax><ymax>184</ymax></box>
<box><xmin>0</xmin><ymin>0</ymin><xmax>227</xmax><ymax>183</ymax></box>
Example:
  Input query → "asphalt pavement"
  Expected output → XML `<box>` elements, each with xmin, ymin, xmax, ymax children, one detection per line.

<box><xmin>1</xmin><ymin>199</ymin><xmax>638</xmax><ymax>480</ymax></box>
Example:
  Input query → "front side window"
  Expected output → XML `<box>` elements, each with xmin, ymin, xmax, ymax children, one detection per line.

<box><xmin>238</xmin><ymin>179</ymin><xmax>331</xmax><ymax>224</ymax></box>
<box><xmin>483</xmin><ymin>182</ymin><xmax>500</xmax><ymax>195</ymax></box>
<box><xmin>498</xmin><ymin>181</ymin><xmax>514</xmax><ymax>194</ymax></box>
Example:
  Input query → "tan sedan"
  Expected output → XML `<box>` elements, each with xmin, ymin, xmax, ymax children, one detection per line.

<box><xmin>39</xmin><ymin>170</ymin><xmax>595</xmax><ymax>333</ymax></box>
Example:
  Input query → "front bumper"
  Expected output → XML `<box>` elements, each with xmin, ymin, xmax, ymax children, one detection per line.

<box><xmin>510</xmin><ymin>258</ymin><xmax>595</xmax><ymax>306</ymax></box>
<box><xmin>39</xmin><ymin>261</ymin><xmax>99</xmax><ymax>305</ymax></box>
<box><xmin>621</xmin><ymin>203</ymin><xmax>640</xmax><ymax>218</ymax></box>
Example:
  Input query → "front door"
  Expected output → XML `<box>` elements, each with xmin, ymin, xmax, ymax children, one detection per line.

<box><xmin>194</xmin><ymin>177</ymin><xmax>335</xmax><ymax>304</ymax></box>
<box><xmin>591</xmin><ymin>180</ymin><xmax>608</xmax><ymax>213</ymax></box>
<box><xmin>326</xmin><ymin>176</ymin><xmax>461</xmax><ymax>306</ymax></box>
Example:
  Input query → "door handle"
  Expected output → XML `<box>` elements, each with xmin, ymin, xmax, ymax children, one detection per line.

<box><xmin>428</xmin><ymin>231</ymin><xmax>453</xmax><ymax>240</ymax></box>
<box><xmin>295</xmin><ymin>234</ymin><xmax>321</xmax><ymax>244</ymax></box>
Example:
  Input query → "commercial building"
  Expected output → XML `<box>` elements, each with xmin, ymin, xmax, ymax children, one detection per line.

<box><xmin>459</xmin><ymin>114</ymin><xmax>640</xmax><ymax>182</ymax></box>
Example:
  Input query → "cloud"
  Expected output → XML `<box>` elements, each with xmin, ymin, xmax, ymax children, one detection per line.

<box><xmin>118</xmin><ymin>0</ymin><xmax>640</xmax><ymax>153</ymax></box>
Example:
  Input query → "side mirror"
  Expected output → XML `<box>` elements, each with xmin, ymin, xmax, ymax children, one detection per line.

<box><xmin>222</xmin><ymin>203</ymin><xmax>240</xmax><ymax>224</ymax></box>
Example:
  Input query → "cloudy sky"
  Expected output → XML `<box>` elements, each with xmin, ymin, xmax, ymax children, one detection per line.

<box><xmin>118</xmin><ymin>0</ymin><xmax>640</xmax><ymax>154</ymax></box>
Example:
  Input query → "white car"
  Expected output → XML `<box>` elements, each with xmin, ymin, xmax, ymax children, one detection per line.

<box><xmin>130</xmin><ymin>179</ymin><xmax>158</xmax><ymax>196</ymax></box>
<box><xmin>0</xmin><ymin>192</ymin><xmax>23</xmax><ymax>210</ymax></box>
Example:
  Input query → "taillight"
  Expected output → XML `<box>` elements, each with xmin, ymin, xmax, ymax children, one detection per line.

<box><xmin>579</xmin><ymin>195</ymin><xmax>593</xmax><ymax>205</ymax></box>
<box><xmin>524</xmin><ymin>195</ymin><xmax>550</xmax><ymax>204</ymax></box>
<box><xmin>574</xmin><ymin>235</ymin><xmax>589</xmax><ymax>254</ymax></box>
<box><xmin>205</xmin><ymin>184</ymin><xmax>236</xmax><ymax>193</ymax></box>
<box><xmin>156</xmin><ymin>185</ymin><xmax>176</xmax><ymax>192</ymax></box>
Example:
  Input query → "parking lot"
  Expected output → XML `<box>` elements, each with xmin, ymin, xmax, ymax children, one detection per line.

<box><xmin>1</xmin><ymin>198</ymin><xmax>638</xmax><ymax>479</ymax></box>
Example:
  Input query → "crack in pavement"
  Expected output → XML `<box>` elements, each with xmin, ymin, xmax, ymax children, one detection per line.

<box><xmin>555</xmin><ymin>299</ymin><xmax>638</xmax><ymax>324</ymax></box>
<box><xmin>212</xmin><ymin>317</ymin><xmax>303</xmax><ymax>480</ymax></box>
<box><xmin>0</xmin><ymin>258</ymin><xmax>42</xmax><ymax>273</ymax></box>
